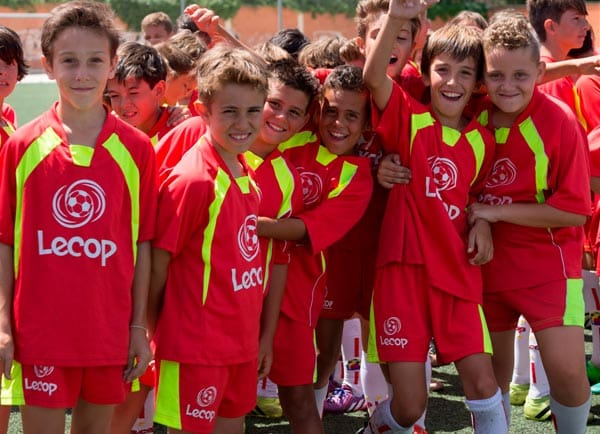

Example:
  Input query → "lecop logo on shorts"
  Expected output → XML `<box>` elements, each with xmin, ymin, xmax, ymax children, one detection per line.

<box><xmin>52</xmin><ymin>179</ymin><xmax>106</xmax><ymax>229</ymax></box>
<box><xmin>238</xmin><ymin>215</ymin><xmax>259</xmax><ymax>262</ymax></box>
<box><xmin>33</xmin><ymin>365</ymin><xmax>54</xmax><ymax>378</ymax></box>
<box><xmin>197</xmin><ymin>386</ymin><xmax>217</xmax><ymax>407</ymax></box>
<box><xmin>383</xmin><ymin>316</ymin><xmax>402</xmax><ymax>336</ymax></box>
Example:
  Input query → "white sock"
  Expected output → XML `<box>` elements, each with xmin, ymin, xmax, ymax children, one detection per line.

<box><xmin>465</xmin><ymin>388</ymin><xmax>508</xmax><ymax>434</ymax></box>
<box><xmin>502</xmin><ymin>391</ymin><xmax>511</xmax><ymax>426</ymax></box>
<box><xmin>257</xmin><ymin>376</ymin><xmax>279</xmax><ymax>398</ymax></box>
<box><xmin>360</xmin><ymin>350</ymin><xmax>389</xmax><ymax>415</ymax></box>
<box><xmin>365</xmin><ymin>398</ymin><xmax>412</xmax><ymax>434</ymax></box>
<box><xmin>131</xmin><ymin>389</ymin><xmax>154</xmax><ymax>433</ymax></box>
<box><xmin>511</xmin><ymin>316</ymin><xmax>530</xmax><ymax>385</ymax></box>
<box><xmin>314</xmin><ymin>384</ymin><xmax>327</xmax><ymax>418</ymax></box>
<box><xmin>550</xmin><ymin>394</ymin><xmax>591</xmax><ymax>434</ymax></box>
<box><xmin>341</xmin><ymin>318</ymin><xmax>363</xmax><ymax>395</ymax></box>
<box><xmin>528</xmin><ymin>332</ymin><xmax>549</xmax><ymax>398</ymax></box>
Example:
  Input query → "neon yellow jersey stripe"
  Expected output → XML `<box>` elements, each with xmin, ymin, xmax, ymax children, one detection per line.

<box><xmin>0</xmin><ymin>360</ymin><xmax>24</xmax><ymax>406</ymax></box>
<box><xmin>441</xmin><ymin>126</ymin><xmax>461</xmax><ymax>147</ymax></box>
<box><xmin>316</xmin><ymin>145</ymin><xmax>337</xmax><ymax>166</ymax></box>
<box><xmin>202</xmin><ymin>168</ymin><xmax>231</xmax><ymax>304</ymax></box>
<box><xmin>465</xmin><ymin>129</ymin><xmax>486</xmax><ymax>186</ymax></box>
<box><xmin>495</xmin><ymin>127</ymin><xmax>509</xmax><ymax>145</ymax></box>
<box><xmin>14</xmin><ymin>127</ymin><xmax>62</xmax><ymax>275</ymax></box>
<box><xmin>572</xmin><ymin>86</ymin><xmax>588</xmax><ymax>131</ymax></box>
<box><xmin>154</xmin><ymin>360</ymin><xmax>182</xmax><ymax>430</ymax></box>
<box><xmin>477</xmin><ymin>110</ymin><xmax>489</xmax><ymax>127</ymax></box>
<box><xmin>518</xmin><ymin>117</ymin><xmax>549</xmax><ymax>204</ymax></box>
<box><xmin>478</xmin><ymin>305</ymin><xmax>493</xmax><ymax>355</ymax></box>
<box><xmin>564</xmin><ymin>278</ymin><xmax>584</xmax><ymax>327</ymax></box>
<box><xmin>278</xmin><ymin>130</ymin><xmax>317</xmax><ymax>152</ymax></box>
<box><xmin>103</xmin><ymin>133</ymin><xmax>141</xmax><ymax>263</ymax></box>
<box><xmin>410</xmin><ymin>112</ymin><xmax>435</xmax><ymax>148</ymax></box>
<box><xmin>328</xmin><ymin>160</ymin><xmax>358</xmax><ymax>199</ymax></box>
<box><xmin>271</xmin><ymin>156</ymin><xmax>295</xmax><ymax>219</ymax></box>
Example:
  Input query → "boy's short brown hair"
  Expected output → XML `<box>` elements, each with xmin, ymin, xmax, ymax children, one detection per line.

<box><xmin>155</xmin><ymin>41</ymin><xmax>195</xmax><ymax>76</ymax></box>
<box><xmin>196</xmin><ymin>46</ymin><xmax>269</xmax><ymax>106</ymax></box>
<box><xmin>421</xmin><ymin>23</ymin><xmax>484</xmax><ymax>82</ymax></box>
<box><xmin>41</xmin><ymin>1</ymin><xmax>120</xmax><ymax>64</ymax></box>
<box><xmin>298</xmin><ymin>36</ymin><xmax>347</xmax><ymax>69</ymax></box>
<box><xmin>268</xmin><ymin>58</ymin><xmax>320</xmax><ymax>113</ymax></box>
<box><xmin>0</xmin><ymin>26</ymin><xmax>28</xmax><ymax>80</ymax></box>
<box><xmin>141</xmin><ymin>11</ymin><xmax>173</xmax><ymax>34</ymax></box>
<box><xmin>527</xmin><ymin>0</ymin><xmax>588</xmax><ymax>42</ymax></box>
<box><xmin>113</xmin><ymin>41</ymin><xmax>166</xmax><ymax>89</ymax></box>
<box><xmin>355</xmin><ymin>0</ymin><xmax>421</xmax><ymax>42</ymax></box>
<box><xmin>484</xmin><ymin>10</ymin><xmax>541</xmax><ymax>64</ymax></box>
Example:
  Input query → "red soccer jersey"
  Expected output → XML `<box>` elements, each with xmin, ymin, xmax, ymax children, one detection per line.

<box><xmin>147</xmin><ymin>107</ymin><xmax>173</xmax><ymax>146</ymax></box>
<box><xmin>245</xmin><ymin>149</ymin><xmax>304</xmax><ymax>289</ymax></box>
<box><xmin>155</xmin><ymin>116</ymin><xmax>207</xmax><ymax>184</ymax></box>
<box><xmin>1</xmin><ymin>103</ymin><xmax>16</xmax><ymax>126</ymax></box>
<box><xmin>0</xmin><ymin>103</ymin><xmax>157</xmax><ymax>366</ymax></box>
<box><xmin>477</xmin><ymin>89</ymin><xmax>591</xmax><ymax>292</ymax></box>
<box><xmin>153</xmin><ymin>136</ymin><xmax>263</xmax><ymax>365</ymax></box>
<box><xmin>278</xmin><ymin>132</ymin><xmax>373</xmax><ymax>327</ymax></box>
<box><xmin>539</xmin><ymin>55</ymin><xmax>587</xmax><ymax>131</ymax></box>
<box><xmin>577</xmin><ymin>74</ymin><xmax>600</xmax><ymax>132</ymax></box>
<box><xmin>396</xmin><ymin>60</ymin><xmax>426</xmax><ymax>102</ymax></box>
<box><xmin>374</xmin><ymin>82</ymin><xmax>495</xmax><ymax>303</ymax></box>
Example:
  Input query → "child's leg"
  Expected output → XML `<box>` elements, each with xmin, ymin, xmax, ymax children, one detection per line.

<box><xmin>510</xmin><ymin>316</ymin><xmax>530</xmax><ymax>405</ymax></box>
<box><xmin>21</xmin><ymin>406</ymin><xmax>65</xmax><ymax>434</ymax></box>
<box><xmin>212</xmin><ymin>415</ymin><xmax>245</xmax><ymax>434</ymax></box>
<box><xmin>278</xmin><ymin>384</ymin><xmax>324</xmax><ymax>434</ymax></box>
<box><xmin>0</xmin><ymin>405</ymin><xmax>10</xmax><ymax>434</ymax></box>
<box><xmin>314</xmin><ymin>317</ymin><xmax>344</xmax><ymax>415</ymax></box>
<box><xmin>69</xmin><ymin>398</ymin><xmax>115</xmax><ymax>434</ymax></box>
<box><xmin>455</xmin><ymin>353</ymin><xmax>508</xmax><ymax>434</ymax></box>
<box><xmin>110</xmin><ymin>385</ymin><xmax>152</xmax><ymax>434</ymax></box>
<box><xmin>490</xmin><ymin>330</ymin><xmax>517</xmax><ymax>425</ymax></box>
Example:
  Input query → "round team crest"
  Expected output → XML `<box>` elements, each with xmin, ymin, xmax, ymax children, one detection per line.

<box><xmin>428</xmin><ymin>157</ymin><xmax>458</xmax><ymax>192</ymax></box>
<box><xmin>298</xmin><ymin>169</ymin><xmax>323</xmax><ymax>206</ymax></box>
<box><xmin>238</xmin><ymin>214</ymin><xmax>259</xmax><ymax>262</ymax></box>
<box><xmin>486</xmin><ymin>158</ymin><xmax>517</xmax><ymax>188</ymax></box>
<box><xmin>383</xmin><ymin>317</ymin><xmax>402</xmax><ymax>336</ymax></box>
<box><xmin>197</xmin><ymin>386</ymin><xmax>217</xmax><ymax>407</ymax></box>
<box><xmin>33</xmin><ymin>365</ymin><xmax>54</xmax><ymax>378</ymax></box>
<box><xmin>52</xmin><ymin>179</ymin><xmax>106</xmax><ymax>229</ymax></box>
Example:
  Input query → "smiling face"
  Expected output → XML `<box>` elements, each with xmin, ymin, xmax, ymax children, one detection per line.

<box><xmin>424</xmin><ymin>52</ymin><xmax>478</xmax><ymax>129</ymax></box>
<box><xmin>199</xmin><ymin>82</ymin><xmax>265</xmax><ymax>165</ymax></box>
<box><xmin>551</xmin><ymin>9</ymin><xmax>590</xmax><ymax>52</ymax></box>
<box><xmin>319</xmin><ymin>87</ymin><xmax>368</xmax><ymax>156</ymax></box>
<box><xmin>359</xmin><ymin>12</ymin><xmax>414</xmax><ymax>80</ymax></box>
<box><xmin>105</xmin><ymin>76</ymin><xmax>164</xmax><ymax>134</ymax></box>
<box><xmin>484</xmin><ymin>46</ymin><xmax>544</xmax><ymax>127</ymax></box>
<box><xmin>42</xmin><ymin>26</ymin><xmax>116</xmax><ymax>115</ymax></box>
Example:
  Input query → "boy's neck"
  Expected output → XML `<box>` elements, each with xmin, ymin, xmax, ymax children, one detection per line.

<box><xmin>540</xmin><ymin>40</ymin><xmax>568</xmax><ymax>61</ymax></box>
<box><xmin>139</xmin><ymin>107</ymin><xmax>163</xmax><ymax>136</ymax></box>
<box><xmin>57</xmin><ymin>102</ymin><xmax>107</xmax><ymax>147</ymax></box>
<box><xmin>249</xmin><ymin>137</ymin><xmax>277</xmax><ymax>159</ymax></box>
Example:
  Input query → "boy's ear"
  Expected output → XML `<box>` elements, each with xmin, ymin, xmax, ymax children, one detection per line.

<box><xmin>543</xmin><ymin>18</ymin><xmax>556</xmax><ymax>37</ymax></box>
<box><xmin>40</xmin><ymin>56</ymin><xmax>54</xmax><ymax>80</ymax></box>
<box><xmin>536</xmin><ymin>61</ymin><xmax>547</xmax><ymax>84</ymax></box>
<box><xmin>355</xmin><ymin>36</ymin><xmax>366</xmax><ymax>55</ymax></box>
<box><xmin>153</xmin><ymin>80</ymin><xmax>166</xmax><ymax>100</ymax></box>
<box><xmin>194</xmin><ymin>100</ymin><xmax>209</xmax><ymax>118</ymax></box>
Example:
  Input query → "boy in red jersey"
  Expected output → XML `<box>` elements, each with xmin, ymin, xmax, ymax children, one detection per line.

<box><xmin>528</xmin><ymin>0</ymin><xmax>591</xmax><ymax>129</ymax></box>
<box><xmin>470</xmin><ymin>11</ymin><xmax>592</xmax><ymax>433</ymax></box>
<box><xmin>0</xmin><ymin>2</ymin><xmax>157</xmax><ymax>433</ymax></box>
<box><xmin>363</xmin><ymin>0</ymin><xmax>507</xmax><ymax>433</ymax></box>
<box><xmin>149</xmin><ymin>46</ymin><xmax>269</xmax><ymax>434</ymax></box>
<box><xmin>0</xmin><ymin>25</ymin><xmax>28</xmax><ymax>150</ymax></box>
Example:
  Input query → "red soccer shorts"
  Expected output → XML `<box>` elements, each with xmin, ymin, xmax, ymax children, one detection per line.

<box><xmin>370</xmin><ymin>263</ymin><xmax>492</xmax><ymax>365</ymax></box>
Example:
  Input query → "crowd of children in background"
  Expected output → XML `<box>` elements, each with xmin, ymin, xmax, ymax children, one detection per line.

<box><xmin>0</xmin><ymin>0</ymin><xmax>600</xmax><ymax>433</ymax></box>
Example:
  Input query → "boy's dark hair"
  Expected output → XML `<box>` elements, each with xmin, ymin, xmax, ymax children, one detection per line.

<box><xmin>323</xmin><ymin>64</ymin><xmax>368</xmax><ymax>94</ymax></box>
<box><xmin>421</xmin><ymin>23</ymin><xmax>484</xmax><ymax>82</ymax></box>
<box><xmin>484</xmin><ymin>10</ymin><xmax>541</xmax><ymax>64</ymax></box>
<box><xmin>168</xmin><ymin>29</ymin><xmax>207</xmax><ymax>63</ymax></box>
<box><xmin>141</xmin><ymin>11</ymin><xmax>173</xmax><ymax>34</ymax></box>
<box><xmin>268</xmin><ymin>58</ymin><xmax>320</xmax><ymax>112</ymax></box>
<box><xmin>0</xmin><ymin>26</ymin><xmax>28</xmax><ymax>80</ymax></box>
<box><xmin>41</xmin><ymin>1</ymin><xmax>120</xmax><ymax>64</ymax></box>
<box><xmin>175</xmin><ymin>13</ymin><xmax>211</xmax><ymax>47</ymax></box>
<box><xmin>448</xmin><ymin>10</ymin><xmax>488</xmax><ymax>30</ymax></box>
<box><xmin>298</xmin><ymin>36</ymin><xmax>347</xmax><ymax>69</ymax></box>
<box><xmin>267</xmin><ymin>28</ymin><xmax>310</xmax><ymax>60</ymax></box>
<box><xmin>114</xmin><ymin>42</ymin><xmax>166</xmax><ymax>89</ymax></box>
<box><xmin>155</xmin><ymin>41</ymin><xmax>195</xmax><ymax>76</ymax></box>
<box><xmin>355</xmin><ymin>0</ymin><xmax>421</xmax><ymax>42</ymax></box>
<box><xmin>527</xmin><ymin>0</ymin><xmax>588</xmax><ymax>42</ymax></box>
<box><xmin>196</xmin><ymin>46</ymin><xmax>269</xmax><ymax>106</ymax></box>
<box><xmin>340</xmin><ymin>38</ymin><xmax>364</xmax><ymax>65</ymax></box>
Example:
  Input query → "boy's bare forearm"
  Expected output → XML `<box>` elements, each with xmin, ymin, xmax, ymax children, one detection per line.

<box><xmin>0</xmin><ymin>244</ymin><xmax>13</xmax><ymax>333</ymax></box>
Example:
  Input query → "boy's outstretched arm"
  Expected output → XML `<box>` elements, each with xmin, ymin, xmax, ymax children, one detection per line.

<box><xmin>124</xmin><ymin>241</ymin><xmax>153</xmax><ymax>383</ymax></box>
<box><xmin>0</xmin><ymin>243</ymin><xmax>13</xmax><ymax>380</ymax></box>
<box><xmin>468</xmin><ymin>202</ymin><xmax>587</xmax><ymax>228</ymax></box>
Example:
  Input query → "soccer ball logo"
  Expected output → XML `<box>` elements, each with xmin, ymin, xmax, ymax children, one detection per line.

<box><xmin>486</xmin><ymin>158</ymin><xmax>517</xmax><ymax>188</ymax></box>
<box><xmin>383</xmin><ymin>317</ymin><xmax>402</xmax><ymax>336</ymax></box>
<box><xmin>298</xmin><ymin>168</ymin><xmax>322</xmax><ymax>206</ymax></box>
<box><xmin>238</xmin><ymin>214</ymin><xmax>259</xmax><ymax>262</ymax></box>
<box><xmin>428</xmin><ymin>157</ymin><xmax>458</xmax><ymax>192</ymax></box>
<box><xmin>33</xmin><ymin>365</ymin><xmax>54</xmax><ymax>378</ymax></box>
<box><xmin>52</xmin><ymin>179</ymin><xmax>106</xmax><ymax>229</ymax></box>
<box><xmin>197</xmin><ymin>386</ymin><xmax>217</xmax><ymax>407</ymax></box>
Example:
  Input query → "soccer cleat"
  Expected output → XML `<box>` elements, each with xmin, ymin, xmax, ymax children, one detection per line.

<box><xmin>324</xmin><ymin>385</ymin><xmax>367</xmax><ymax>414</ymax></box>
<box><xmin>250</xmin><ymin>396</ymin><xmax>283</xmax><ymax>418</ymax></box>
<box><xmin>587</xmin><ymin>360</ymin><xmax>600</xmax><ymax>385</ymax></box>
<box><xmin>523</xmin><ymin>395</ymin><xmax>552</xmax><ymax>421</ymax></box>
<box><xmin>509</xmin><ymin>383</ymin><xmax>530</xmax><ymax>406</ymax></box>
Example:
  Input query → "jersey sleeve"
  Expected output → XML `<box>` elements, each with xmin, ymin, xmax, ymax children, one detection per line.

<box><xmin>300</xmin><ymin>157</ymin><xmax>373</xmax><ymax>254</ymax></box>
<box><xmin>137</xmin><ymin>141</ymin><xmax>158</xmax><ymax>243</ymax></box>
<box><xmin>372</xmin><ymin>81</ymin><xmax>412</xmax><ymax>159</ymax></box>
<box><xmin>588</xmin><ymin>126</ymin><xmax>600</xmax><ymax>178</ymax></box>
<box><xmin>578</xmin><ymin>75</ymin><xmax>600</xmax><ymax>131</ymax></box>
<box><xmin>153</xmin><ymin>166</ymin><xmax>209</xmax><ymax>255</ymax></box>
<box><xmin>545</xmin><ymin>115</ymin><xmax>591</xmax><ymax>215</ymax></box>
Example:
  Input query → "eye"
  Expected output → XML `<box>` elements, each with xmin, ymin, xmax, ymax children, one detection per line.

<box><xmin>288</xmin><ymin>109</ymin><xmax>302</xmax><ymax>119</ymax></box>
<box><xmin>267</xmin><ymin>100</ymin><xmax>281</xmax><ymax>110</ymax></box>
